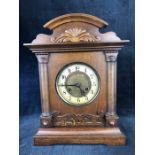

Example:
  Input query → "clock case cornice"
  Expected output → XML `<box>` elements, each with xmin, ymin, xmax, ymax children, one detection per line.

<box><xmin>24</xmin><ymin>41</ymin><xmax>129</xmax><ymax>53</ymax></box>
<box><xmin>24</xmin><ymin>13</ymin><xmax>129</xmax><ymax>52</ymax></box>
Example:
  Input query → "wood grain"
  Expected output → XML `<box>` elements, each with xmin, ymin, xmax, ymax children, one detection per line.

<box><xmin>43</xmin><ymin>13</ymin><xmax>108</xmax><ymax>30</ymax></box>
<box><xmin>48</xmin><ymin>52</ymin><xmax>106</xmax><ymax>115</ymax></box>
<box><xmin>34</xmin><ymin>127</ymin><xmax>126</xmax><ymax>146</ymax></box>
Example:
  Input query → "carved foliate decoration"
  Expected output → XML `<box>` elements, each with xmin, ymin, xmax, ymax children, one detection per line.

<box><xmin>51</xmin><ymin>28</ymin><xmax>100</xmax><ymax>43</ymax></box>
<box><xmin>52</xmin><ymin>112</ymin><xmax>104</xmax><ymax>127</ymax></box>
<box><xmin>40</xmin><ymin>111</ymin><xmax>105</xmax><ymax>127</ymax></box>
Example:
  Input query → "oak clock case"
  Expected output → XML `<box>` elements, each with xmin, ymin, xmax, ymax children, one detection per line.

<box><xmin>24</xmin><ymin>13</ymin><xmax>129</xmax><ymax>146</ymax></box>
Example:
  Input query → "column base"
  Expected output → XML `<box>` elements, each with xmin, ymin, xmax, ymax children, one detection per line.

<box><xmin>105</xmin><ymin>113</ymin><xmax>119</xmax><ymax>127</ymax></box>
<box><xmin>40</xmin><ymin>114</ymin><xmax>53</xmax><ymax>127</ymax></box>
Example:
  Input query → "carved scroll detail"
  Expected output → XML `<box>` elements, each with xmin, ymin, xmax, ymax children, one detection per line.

<box><xmin>51</xmin><ymin>28</ymin><xmax>100</xmax><ymax>43</ymax></box>
<box><xmin>51</xmin><ymin>112</ymin><xmax>105</xmax><ymax>127</ymax></box>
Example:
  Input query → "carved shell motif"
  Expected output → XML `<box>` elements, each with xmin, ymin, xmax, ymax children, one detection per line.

<box><xmin>51</xmin><ymin>28</ymin><xmax>100</xmax><ymax>43</ymax></box>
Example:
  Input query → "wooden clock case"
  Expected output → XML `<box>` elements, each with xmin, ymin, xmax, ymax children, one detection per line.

<box><xmin>24</xmin><ymin>13</ymin><xmax>129</xmax><ymax>146</ymax></box>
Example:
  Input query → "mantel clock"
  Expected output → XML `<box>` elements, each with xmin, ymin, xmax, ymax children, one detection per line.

<box><xmin>24</xmin><ymin>13</ymin><xmax>129</xmax><ymax>146</ymax></box>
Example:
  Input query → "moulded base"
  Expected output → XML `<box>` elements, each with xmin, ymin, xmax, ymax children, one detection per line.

<box><xmin>34</xmin><ymin>127</ymin><xmax>126</xmax><ymax>146</ymax></box>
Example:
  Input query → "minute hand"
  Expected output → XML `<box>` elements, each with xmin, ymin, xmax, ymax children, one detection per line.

<box><xmin>58</xmin><ymin>83</ymin><xmax>79</xmax><ymax>87</ymax></box>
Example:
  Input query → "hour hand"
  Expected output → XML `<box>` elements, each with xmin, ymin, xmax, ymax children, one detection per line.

<box><xmin>58</xmin><ymin>83</ymin><xmax>86</xmax><ymax>96</ymax></box>
<box><xmin>75</xmin><ymin>83</ymin><xmax>86</xmax><ymax>96</ymax></box>
<box><xmin>79</xmin><ymin>88</ymin><xmax>86</xmax><ymax>96</ymax></box>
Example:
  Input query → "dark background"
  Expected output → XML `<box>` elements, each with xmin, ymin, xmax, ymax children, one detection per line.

<box><xmin>20</xmin><ymin>0</ymin><xmax>135</xmax><ymax>154</ymax></box>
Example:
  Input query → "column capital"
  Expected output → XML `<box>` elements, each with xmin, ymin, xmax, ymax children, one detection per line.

<box><xmin>35</xmin><ymin>53</ymin><xmax>49</xmax><ymax>63</ymax></box>
<box><xmin>104</xmin><ymin>52</ymin><xmax>118</xmax><ymax>62</ymax></box>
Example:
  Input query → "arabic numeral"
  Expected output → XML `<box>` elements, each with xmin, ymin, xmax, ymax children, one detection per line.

<box><xmin>90</xmin><ymin>74</ymin><xmax>94</xmax><ymax>79</ymax></box>
<box><xmin>63</xmin><ymin>91</ymin><xmax>66</xmax><ymax>94</ymax></box>
<box><xmin>68</xmin><ymin>68</ymin><xmax>71</xmax><ymax>73</ymax></box>
<box><xmin>62</xmin><ymin>75</ymin><xmax>66</xmax><ymax>79</ymax></box>
<box><xmin>75</xmin><ymin>66</ymin><xmax>80</xmax><ymax>71</ymax></box>
<box><xmin>93</xmin><ymin>82</ymin><xmax>96</xmax><ymax>86</ymax></box>
<box><xmin>68</xmin><ymin>96</ymin><xmax>71</xmax><ymax>101</ymax></box>
<box><xmin>85</xmin><ymin>96</ymin><xmax>88</xmax><ymax>100</ymax></box>
<box><xmin>77</xmin><ymin>98</ymin><xmax>80</xmax><ymax>102</ymax></box>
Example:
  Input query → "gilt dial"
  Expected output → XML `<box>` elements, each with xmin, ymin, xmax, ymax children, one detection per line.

<box><xmin>56</xmin><ymin>63</ymin><xmax>100</xmax><ymax>106</ymax></box>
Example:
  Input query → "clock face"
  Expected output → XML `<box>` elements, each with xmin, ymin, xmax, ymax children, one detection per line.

<box><xmin>56</xmin><ymin>63</ymin><xmax>100</xmax><ymax>106</ymax></box>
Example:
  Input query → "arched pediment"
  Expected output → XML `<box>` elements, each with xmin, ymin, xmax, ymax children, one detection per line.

<box><xmin>43</xmin><ymin>13</ymin><xmax>108</xmax><ymax>30</ymax></box>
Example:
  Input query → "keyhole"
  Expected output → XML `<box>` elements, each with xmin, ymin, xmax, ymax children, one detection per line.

<box><xmin>85</xmin><ymin>88</ymin><xmax>89</xmax><ymax>91</ymax></box>
<box><xmin>68</xmin><ymin>88</ymin><xmax>72</xmax><ymax>92</ymax></box>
